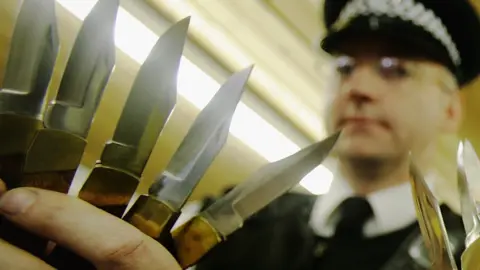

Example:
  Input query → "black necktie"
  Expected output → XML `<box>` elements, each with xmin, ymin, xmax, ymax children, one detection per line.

<box><xmin>333</xmin><ymin>196</ymin><xmax>374</xmax><ymax>240</ymax></box>
<box><xmin>313</xmin><ymin>197</ymin><xmax>374</xmax><ymax>269</ymax></box>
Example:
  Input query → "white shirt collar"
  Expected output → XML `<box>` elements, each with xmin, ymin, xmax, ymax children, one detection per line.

<box><xmin>309</xmin><ymin>172</ymin><xmax>430</xmax><ymax>238</ymax></box>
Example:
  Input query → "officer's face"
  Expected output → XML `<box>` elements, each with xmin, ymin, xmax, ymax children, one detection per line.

<box><xmin>324</xmin><ymin>38</ymin><xmax>462</xmax><ymax>161</ymax></box>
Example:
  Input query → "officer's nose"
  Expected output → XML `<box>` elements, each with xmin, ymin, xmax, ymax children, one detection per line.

<box><xmin>342</xmin><ymin>66</ymin><xmax>380</xmax><ymax>107</ymax></box>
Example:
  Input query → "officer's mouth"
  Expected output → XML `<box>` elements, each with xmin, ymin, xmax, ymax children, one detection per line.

<box><xmin>337</xmin><ymin>117</ymin><xmax>390</xmax><ymax>130</ymax></box>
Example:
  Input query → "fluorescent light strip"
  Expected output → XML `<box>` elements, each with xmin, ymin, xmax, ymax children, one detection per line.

<box><xmin>56</xmin><ymin>0</ymin><xmax>333</xmax><ymax>195</ymax></box>
<box><xmin>160</xmin><ymin>0</ymin><xmax>327</xmax><ymax>139</ymax></box>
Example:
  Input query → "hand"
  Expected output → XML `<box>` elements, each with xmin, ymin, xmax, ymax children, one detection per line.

<box><xmin>0</xmin><ymin>179</ymin><xmax>181</xmax><ymax>270</ymax></box>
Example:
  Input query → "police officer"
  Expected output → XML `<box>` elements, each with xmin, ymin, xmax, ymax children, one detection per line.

<box><xmin>192</xmin><ymin>0</ymin><xmax>480</xmax><ymax>269</ymax></box>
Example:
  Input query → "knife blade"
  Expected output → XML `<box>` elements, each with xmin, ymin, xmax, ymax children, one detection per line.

<box><xmin>457</xmin><ymin>140</ymin><xmax>480</xmax><ymax>247</ymax></box>
<box><xmin>77</xmin><ymin>17</ymin><xmax>190</xmax><ymax>218</ymax></box>
<box><xmin>122</xmin><ymin>66</ymin><xmax>253</xmax><ymax>249</ymax></box>
<box><xmin>126</xmin><ymin>118</ymin><xmax>232</xmax><ymax>252</ymax></box>
<box><xmin>0</xmin><ymin>0</ymin><xmax>58</xmax><ymax>189</ymax></box>
<box><xmin>409</xmin><ymin>161</ymin><xmax>457</xmax><ymax>270</ymax></box>
<box><xmin>170</xmin><ymin>131</ymin><xmax>341</xmax><ymax>268</ymax></box>
<box><xmin>20</xmin><ymin>0</ymin><xmax>119</xmax><ymax>193</ymax></box>
<box><xmin>457</xmin><ymin>140</ymin><xmax>480</xmax><ymax>269</ymax></box>
<box><xmin>0</xmin><ymin>0</ymin><xmax>118</xmax><ymax>258</ymax></box>
<box><xmin>0</xmin><ymin>0</ymin><xmax>58</xmax><ymax>257</ymax></box>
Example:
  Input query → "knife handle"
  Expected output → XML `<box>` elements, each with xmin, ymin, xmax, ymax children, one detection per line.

<box><xmin>123</xmin><ymin>195</ymin><xmax>180</xmax><ymax>252</ymax></box>
<box><xmin>462</xmin><ymin>239</ymin><xmax>480</xmax><ymax>270</ymax></box>
<box><xmin>21</xmin><ymin>170</ymin><xmax>75</xmax><ymax>193</ymax></box>
<box><xmin>0</xmin><ymin>169</ymin><xmax>75</xmax><ymax>258</ymax></box>
<box><xmin>78</xmin><ymin>165</ymin><xmax>140</xmax><ymax>218</ymax></box>
<box><xmin>171</xmin><ymin>215</ymin><xmax>223</xmax><ymax>269</ymax></box>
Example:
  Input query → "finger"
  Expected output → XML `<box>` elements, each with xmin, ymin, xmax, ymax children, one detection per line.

<box><xmin>0</xmin><ymin>238</ymin><xmax>54</xmax><ymax>270</ymax></box>
<box><xmin>0</xmin><ymin>188</ymin><xmax>181</xmax><ymax>270</ymax></box>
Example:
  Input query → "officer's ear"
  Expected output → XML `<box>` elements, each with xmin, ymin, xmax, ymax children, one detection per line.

<box><xmin>440</xmin><ymin>84</ymin><xmax>462</xmax><ymax>133</ymax></box>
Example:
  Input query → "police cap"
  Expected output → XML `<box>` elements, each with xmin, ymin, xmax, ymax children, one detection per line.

<box><xmin>320</xmin><ymin>0</ymin><xmax>480</xmax><ymax>86</ymax></box>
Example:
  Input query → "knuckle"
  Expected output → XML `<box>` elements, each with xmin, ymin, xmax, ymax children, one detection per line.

<box><xmin>96</xmin><ymin>232</ymin><xmax>148</xmax><ymax>268</ymax></box>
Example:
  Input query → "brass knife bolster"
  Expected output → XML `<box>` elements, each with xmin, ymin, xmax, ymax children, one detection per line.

<box><xmin>171</xmin><ymin>215</ymin><xmax>224</xmax><ymax>269</ymax></box>
<box><xmin>123</xmin><ymin>196</ymin><xmax>180</xmax><ymax>252</ymax></box>
<box><xmin>0</xmin><ymin>114</ymin><xmax>43</xmax><ymax>189</ymax></box>
<box><xmin>24</xmin><ymin>128</ymin><xmax>86</xmax><ymax>173</ymax></box>
<box><xmin>0</xmin><ymin>114</ymin><xmax>43</xmax><ymax>156</ymax></box>
<box><xmin>462</xmin><ymin>239</ymin><xmax>480</xmax><ymax>270</ymax></box>
<box><xmin>19</xmin><ymin>128</ymin><xmax>87</xmax><ymax>192</ymax></box>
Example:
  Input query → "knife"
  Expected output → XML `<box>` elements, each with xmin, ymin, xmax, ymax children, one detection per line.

<box><xmin>0</xmin><ymin>0</ymin><xmax>58</xmax><ymax>257</ymax></box>
<box><xmin>0</xmin><ymin>0</ymin><xmax>118</xmax><ymax>257</ymax></box>
<box><xmin>456</xmin><ymin>140</ymin><xmax>480</xmax><ymax>269</ymax></box>
<box><xmin>123</xmin><ymin>66</ymin><xmax>253</xmax><ymax>250</ymax></box>
<box><xmin>0</xmin><ymin>0</ymin><xmax>58</xmax><ymax>190</ymax></box>
<box><xmin>409</xmin><ymin>161</ymin><xmax>457</xmax><ymax>270</ymax></box>
<box><xmin>170</xmin><ymin>131</ymin><xmax>341</xmax><ymax>268</ymax></box>
<box><xmin>77</xmin><ymin>17</ymin><xmax>190</xmax><ymax>218</ymax></box>
<box><xmin>21</xmin><ymin>0</ymin><xmax>119</xmax><ymax>193</ymax></box>
<box><xmin>44</xmin><ymin>18</ymin><xmax>190</xmax><ymax>269</ymax></box>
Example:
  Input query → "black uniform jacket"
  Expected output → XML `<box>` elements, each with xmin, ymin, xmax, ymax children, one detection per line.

<box><xmin>194</xmin><ymin>192</ymin><xmax>466</xmax><ymax>270</ymax></box>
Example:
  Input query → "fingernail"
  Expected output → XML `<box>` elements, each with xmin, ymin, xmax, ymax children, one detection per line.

<box><xmin>0</xmin><ymin>189</ymin><xmax>37</xmax><ymax>215</ymax></box>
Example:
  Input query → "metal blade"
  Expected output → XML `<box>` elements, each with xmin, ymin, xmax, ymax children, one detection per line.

<box><xmin>99</xmin><ymin>17</ymin><xmax>190</xmax><ymax>176</ymax></box>
<box><xmin>0</xmin><ymin>0</ymin><xmax>58</xmax><ymax>118</ymax></box>
<box><xmin>149</xmin><ymin>66</ymin><xmax>253</xmax><ymax>210</ymax></box>
<box><xmin>409</xmin><ymin>162</ymin><xmax>457</xmax><ymax>270</ymax></box>
<box><xmin>458</xmin><ymin>140</ymin><xmax>480</xmax><ymax>247</ymax></box>
<box><xmin>45</xmin><ymin>0</ymin><xmax>119</xmax><ymax>138</ymax></box>
<box><xmin>155</xmin><ymin>112</ymin><xmax>234</xmax><ymax>209</ymax></box>
<box><xmin>121</xmin><ymin>117</ymin><xmax>233</xmax><ymax>248</ymax></box>
<box><xmin>200</xmin><ymin>131</ymin><xmax>340</xmax><ymax>237</ymax></box>
<box><xmin>76</xmin><ymin>18</ymin><xmax>190</xmax><ymax>216</ymax></box>
<box><xmin>0</xmin><ymin>0</ymin><xmax>58</xmax><ymax>178</ymax></box>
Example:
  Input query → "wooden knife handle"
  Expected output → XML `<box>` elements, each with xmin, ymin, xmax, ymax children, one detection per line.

<box><xmin>78</xmin><ymin>166</ymin><xmax>139</xmax><ymax>218</ymax></box>
<box><xmin>21</xmin><ymin>170</ymin><xmax>76</xmax><ymax>193</ymax></box>
<box><xmin>171</xmin><ymin>216</ymin><xmax>223</xmax><ymax>269</ymax></box>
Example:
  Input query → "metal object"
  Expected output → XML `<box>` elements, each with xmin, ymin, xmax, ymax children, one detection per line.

<box><xmin>457</xmin><ymin>140</ymin><xmax>480</xmax><ymax>269</ymax></box>
<box><xmin>0</xmin><ymin>0</ymin><xmax>59</xmax><ymax>258</ymax></box>
<box><xmin>0</xmin><ymin>0</ymin><xmax>118</xmax><ymax>258</ymax></box>
<box><xmin>77</xmin><ymin>17</ymin><xmax>190</xmax><ymax>217</ymax></box>
<box><xmin>0</xmin><ymin>0</ymin><xmax>58</xmax><ymax>189</ymax></box>
<box><xmin>457</xmin><ymin>141</ymin><xmax>480</xmax><ymax>247</ymax></box>
<box><xmin>409</xmin><ymin>161</ymin><xmax>457</xmax><ymax>270</ymax></box>
<box><xmin>171</xmin><ymin>131</ymin><xmax>341</xmax><ymax>269</ymax></box>
<box><xmin>123</xmin><ymin>66</ymin><xmax>253</xmax><ymax>249</ymax></box>
<box><xmin>21</xmin><ymin>0</ymin><xmax>119</xmax><ymax>193</ymax></box>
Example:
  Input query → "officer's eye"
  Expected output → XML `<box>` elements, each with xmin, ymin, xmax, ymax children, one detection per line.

<box><xmin>377</xmin><ymin>57</ymin><xmax>410</xmax><ymax>79</ymax></box>
<box><xmin>334</xmin><ymin>56</ymin><xmax>355</xmax><ymax>76</ymax></box>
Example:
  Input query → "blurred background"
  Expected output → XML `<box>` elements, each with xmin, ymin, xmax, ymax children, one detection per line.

<box><xmin>1</xmin><ymin>0</ymin><xmax>480</xmax><ymax>208</ymax></box>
